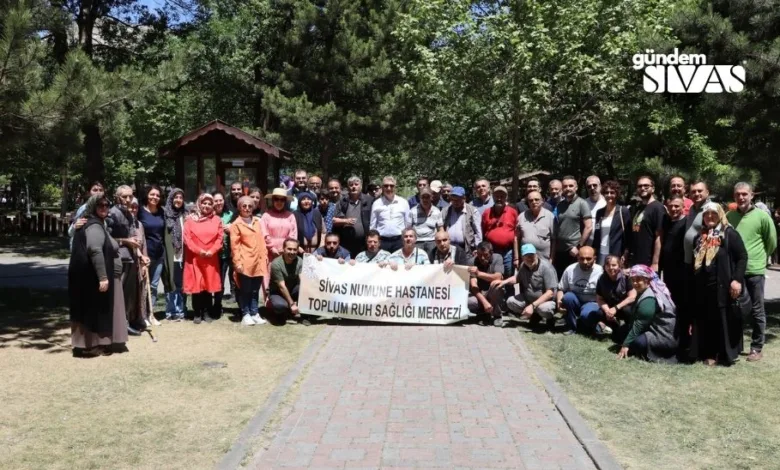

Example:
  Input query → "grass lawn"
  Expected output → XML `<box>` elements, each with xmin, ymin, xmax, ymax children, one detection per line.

<box><xmin>0</xmin><ymin>235</ymin><xmax>70</xmax><ymax>259</ymax></box>
<box><xmin>0</xmin><ymin>288</ymin><xmax>322</xmax><ymax>470</ymax></box>
<box><xmin>522</xmin><ymin>301</ymin><xmax>780</xmax><ymax>470</ymax></box>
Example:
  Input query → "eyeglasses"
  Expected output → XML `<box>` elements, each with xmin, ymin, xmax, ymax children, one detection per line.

<box><xmin>383</xmin><ymin>184</ymin><xmax>395</xmax><ymax>188</ymax></box>
<box><xmin>240</xmin><ymin>204</ymin><xmax>253</xmax><ymax>208</ymax></box>
<box><xmin>587</xmin><ymin>184</ymin><xmax>599</xmax><ymax>188</ymax></box>
<box><xmin>637</xmin><ymin>184</ymin><xmax>652</xmax><ymax>188</ymax></box>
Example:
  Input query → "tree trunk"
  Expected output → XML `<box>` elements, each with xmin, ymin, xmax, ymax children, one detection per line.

<box><xmin>83</xmin><ymin>123</ymin><xmax>104</xmax><ymax>184</ymax></box>
<box><xmin>510</xmin><ymin>122</ymin><xmax>520</xmax><ymax>203</ymax></box>
<box><xmin>60</xmin><ymin>167</ymin><xmax>68</xmax><ymax>218</ymax></box>
<box><xmin>319</xmin><ymin>138</ymin><xmax>334</xmax><ymax>182</ymax></box>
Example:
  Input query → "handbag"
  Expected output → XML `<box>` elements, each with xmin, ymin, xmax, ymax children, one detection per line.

<box><xmin>733</xmin><ymin>287</ymin><xmax>752</xmax><ymax>319</ymax></box>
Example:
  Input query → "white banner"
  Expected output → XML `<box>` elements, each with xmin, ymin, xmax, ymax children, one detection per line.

<box><xmin>299</xmin><ymin>255</ymin><xmax>471</xmax><ymax>324</ymax></box>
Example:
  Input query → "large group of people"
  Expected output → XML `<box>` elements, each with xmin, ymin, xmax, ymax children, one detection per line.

<box><xmin>67</xmin><ymin>171</ymin><xmax>777</xmax><ymax>367</ymax></box>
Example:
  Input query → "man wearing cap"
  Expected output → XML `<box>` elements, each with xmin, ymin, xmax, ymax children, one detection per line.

<box><xmin>441</xmin><ymin>183</ymin><xmax>453</xmax><ymax>204</ymax></box>
<box><xmin>429</xmin><ymin>180</ymin><xmax>449</xmax><ymax>209</ymax></box>
<box><xmin>370</xmin><ymin>176</ymin><xmax>411</xmax><ymax>253</ymax></box>
<box><xmin>441</xmin><ymin>186</ymin><xmax>482</xmax><ymax>257</ymax></box>
<box><xmin>407</xmin><ymin>176</ymin><xmax>430</xmax><ymax>209</ymax></box>
<box><xmin>482</xmin><ymin>185</ymin><xmax>518</xmax><ymax>277</ymax></box>
<box><xmin>497</xmin><ymin>244</ymin><xmax>558</xmax><ymax>331</ymax></box>
<box><xmin>406</xmin><ymin>188</ymin><xmax>443</xmax><ymax>253</ymax></box>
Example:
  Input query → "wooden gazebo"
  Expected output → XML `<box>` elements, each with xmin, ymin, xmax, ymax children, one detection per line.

<box><xmin>158</xmin><ymin>120</ymin><xmax>291</xmax><ymax>199</ymax></box>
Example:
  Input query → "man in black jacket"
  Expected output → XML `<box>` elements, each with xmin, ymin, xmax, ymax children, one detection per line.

<box><xmin>333</xmin><ymin>176</ymin><xmax>374</xmax><ymax>258</ymax></box>
<box><xmin>428</xmin><ymin>230</ymin><xmax>469</xmax><ymax>266</ymax></box>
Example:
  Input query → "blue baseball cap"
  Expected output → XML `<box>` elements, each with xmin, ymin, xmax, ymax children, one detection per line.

<box><xmin>450</xmin><ymin>186</ymin><xmax>466</xmax><ymax>197</ymax></box>
<box><xmin>520</xmin><ymin>244</ymin><xmax>537</xmax><ymax>256</ymax></box>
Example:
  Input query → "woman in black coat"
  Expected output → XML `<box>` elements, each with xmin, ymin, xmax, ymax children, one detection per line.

<box><xmin>689</xmin><ymin>202</ymin><xmax>748</xmax><ymax>366</ymax></box>
<box><xmin>592</xmin><ymin>180</ymin><xmax>631</xmax><ymax>266</ymax></box>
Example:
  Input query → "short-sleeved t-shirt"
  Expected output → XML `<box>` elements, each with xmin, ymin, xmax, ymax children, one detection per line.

<box><xmin>596</xmin><ymin>273</ymin><xmax>630</xmax><ymax>307</ymax></box>
<box><xmin>555</xmin><ymin>196</ymin><xmax>591</xmax><ymax>252</ymax></box>
<box><xmin>517</xmin><ymin>208</ymin><xmax>555</xmax><ymax>260</ymax></box>
<box><xmin>558</xmin><ymin>263</ymin><xmax>603</xmax><ymax>303</ymax></box>
<box><xmin>482</xmin><ymin>206</ymin><xmax>518</xmax><ymax>252</ymax></box>
<box><xmin>661</xmin><ymin>216</ymin><xmax>687</xmax><ymax>273</ymax></box>
<box><xmin>270</xmin><ymin>256</ymin><xmax>302</xmax><ymax>295</ymax></box>
<box><xmin>471</xmin><ymin>253</ymin><xmax>504</xmax><ymax>291</ymax></box>
<box><xmin>630</xmin><ymin>200</ymin><xmax>665</xmax><ymax>266</ymax></box>
<box><xmin>518</xmin><ymin>259</ymin><xmax>557</xmax><ymax>303</ymax></box>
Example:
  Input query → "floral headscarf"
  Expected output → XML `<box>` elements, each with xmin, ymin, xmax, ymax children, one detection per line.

<box><xmin>628</xmin><ymin>264</ymin><xmax>676</xmax><ymax>313</ymax></box>
<box><xmin>164</xmin><ymin>188</ymin><xmax>185</xmax><ymax>252</ymax></box>
<box><xmin>195</xmin><ymin>193</ymin><xmax>215</xmax><ymax>219</ymax></box>
<box><xmin>694</xmin><ymin>202</ymin><xmax>729</xmax><ymax>271</ymax></box>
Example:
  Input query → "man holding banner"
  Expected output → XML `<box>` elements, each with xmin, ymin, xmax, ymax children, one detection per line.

<box><xmin>388</xmin><ymin>228</ymin><xmax>431</xmax><ymax>268</ymax></box>
<box><xmin>428</xmin><ymin>230</ymin><xmax>469</xmax><ymax>267</ymax></box>
<box><xmin>353</xmin><ymin>230</ymin><xmax>391</xmax><ymax>264</ymax></box>
<box><xmin>314</xmin><ymin>233</ymin><xmax>351</xmax><ymax>262</ymax></box>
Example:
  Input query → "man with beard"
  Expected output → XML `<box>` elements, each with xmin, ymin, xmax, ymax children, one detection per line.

<box><xmin>501</xmin><ymin>244</ymin><xmax>558</xmax><ymax>331</ymax></box>
<box><xmin>727</xmin><ymin>182</ymin><xmax>777</xmax><ymax>362</ymax></box>
<box><xmin>546</xmin><ymin>179</ymin><xmax>563</xmax><ymax>215</ymax></box>
<box><xmin>556</xmin><ymin>246</ymin><xmax>603</xmax><ymax>335</ymax></box>
<box><xmin>333</xmin><ymin>176</ymin><xmax>373</xmax><ymax>258</ymax></box>
<box><xmin>229</xmin><ymin>181</ymin><xmax>243</xmax><ymax>212</ymax></box>
<box><xmin>467</xmin><ymin>241</ymin><xmax>505</xmax><ymax>327</ymax></box>
<box><xmin>628</xmin><ymin>176</ymin><xmax>664</xmax><ymax>271</ymax></box>
<box><xmin>287</xmin><ymin>169</ymin><xmax>309</xmax><ymax>211</ymax></box>
<box><xmin>314</xmin><ymin>232</ymin><xmax>351</xmax><ymax>262</ymax></box>
<box><xmin>269</xmin><ymin>238</ymin><xmax>309</xmax><ymax>325</ymax></box>
<box><xmin>553</xmin><ymin>176</ymin><xmax>592</xmax><ymax>278</ymax></box>
<box><xmin>307</xmin><ymin>175</ymin><xmax>323</xmax><ymax>194</ymax></box>
<box><xmin>481</xmin><ymin>186</ymin><xmax>518</xmax><ymax>277</ymax></box>
<box><xmin>352</xmin><ymin>230</ymin><xmax>391</xmax><ymax>264</ymax></box>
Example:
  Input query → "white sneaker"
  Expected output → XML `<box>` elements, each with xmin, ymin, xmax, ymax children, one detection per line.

<box><xmin>251</xmin><ymin>314</ymin><xmax>267</xmax><ymax>325</ymax></box>
<box><xmin>241</xmin><ymin>314</ymin><xmax>256</xmax><ymax>326</ymax></box>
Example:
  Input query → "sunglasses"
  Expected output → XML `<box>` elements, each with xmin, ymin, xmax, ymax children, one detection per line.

<box><xmin>97</xmin><ymin>203</ymin><xmax>110</xmax><ymax>208</ymax></box>
<box><xmin>272</xmin><ymin>197</ymin><xmax>287</xmax><ymax>202</ymax></box>
<box><xmin>383</xmin><ymin>184</ymin><xmax>395</xmax><ymax>188</ymax></box>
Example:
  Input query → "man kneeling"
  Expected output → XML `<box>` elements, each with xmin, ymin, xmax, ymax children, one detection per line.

<box><xmin>556</xmin><ymin>246</ymin><xmax>603</xmax><ymax>335</ymax></box>
<box><xmin>499</xmin><ymin>244</ymin><xmax>557</xmax><ymax>330</ymax></box>
<box><xmin>269</xmin><ymin>238</ymin><xmax>313</xmax><ymax>326</ymax></box>
<box><xmin>467</xmin><ymin>242</ymin><xmax>505</xmax><ymax>327</ymax></box>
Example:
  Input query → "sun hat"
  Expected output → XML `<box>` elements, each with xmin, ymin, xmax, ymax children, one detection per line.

<box><xmin>265</xmin><ymin>187</ymin><xmax>293</xmax><ymax>201</ymax></box>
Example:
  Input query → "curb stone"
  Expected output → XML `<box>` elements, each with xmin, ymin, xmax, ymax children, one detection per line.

<box><xmin>216</xmin><ymin>325</ymin><xmax>333</xmax><ymax>470</ymax></box>
<box><xmin>506</xmin><ymin>329</ymin><xmax>623</xmax><ymax>470</ymax></box>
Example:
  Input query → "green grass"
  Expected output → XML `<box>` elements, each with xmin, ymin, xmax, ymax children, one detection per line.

<box><xmin>0</xmin><ymin>235</ymin><xmax>70</xmax><ymax>259</ymax></box>
<box><xmin>522</xmin><ymin>302</ymin><xmax>780</xmax><ymax>470</ymax></box>
<box><xmin>0</xmin><ymin>288</ymin><xmax>322</xmax><ymax>470</ymax></box>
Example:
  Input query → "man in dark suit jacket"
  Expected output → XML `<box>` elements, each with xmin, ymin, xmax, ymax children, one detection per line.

<box><xmin>333</xmin><ymin>176</ymin><xmax>374</xmax><ymax>258</ymax></box>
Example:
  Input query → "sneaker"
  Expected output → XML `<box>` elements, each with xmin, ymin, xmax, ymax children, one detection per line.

<box><xmin>251</xmin><ymin>314</ymin><xmax>267</xmax><ymax>325</ymax></box>
<box><xmin>563</xmin><ymin>329</ymin><xmax>576</xmax><ymax>336</ymax></box>
<box><xmin>203</xmin><ymin>314</ymin><xmax>213</xmax><ymax>324</ymax></box>
<box><xmin>241</xmin><ymin>314</ymin><xmax>256</xmax><ymax>326</ymax></box>
<box><xmin>493</xmin><ymin>317</ymin><xmax>504</xmax><ymax>328</ymax></box>
<box><xmin>193</xmin><ymin>315</ymin><xmax>202</xmax><ymax>325</ymax></box>
<box><xmin>300</xmin><ymin>318</ymin><xmax>312</xmax><ymax>326</ymax></box>
<box><xmin>747</xmin><ymin>349</ymin><xmax>763</xmax><ymax>362</ymax></box>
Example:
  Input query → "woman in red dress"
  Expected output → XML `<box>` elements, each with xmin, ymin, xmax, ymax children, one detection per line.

<box><xmin>183</xmin><ymin>193</ymin><xmax>223</xmax><ymax>324</ymax></box>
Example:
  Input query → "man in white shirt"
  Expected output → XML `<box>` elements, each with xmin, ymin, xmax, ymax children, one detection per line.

<box><xmin>556</xmin><ymin>246</ymin><xmax>603</xmax><ymax>335</ymax></box>
<box><xmin>370</xmin><ymin>176</ymin><xmax>410</xmax><ymax>253</ymax></box>
<box><xmin>585</xmin><ymin>175</ymin><xmax>606</xmax><ymax>246</ymax></box>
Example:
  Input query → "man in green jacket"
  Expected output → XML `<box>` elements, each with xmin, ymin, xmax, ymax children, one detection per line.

<box><xmin>727</xmin><ymin>182</ymin><xmax>778</xmax><ymax>362</ymax></box>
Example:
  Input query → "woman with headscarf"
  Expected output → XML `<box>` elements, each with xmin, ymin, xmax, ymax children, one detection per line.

<box><xmin>183</xmin><ymin>193</ymin><xmax>224</xmax><ymax>324</ymax></box>
<box><xmin>231</xmin><ymin>195</ymin><xmax>269</xmax><ymax>325</ymax></box>
<box><xmin>293</xmin><ymin>191</ymin><xmax>325</xmax><ymax>254</ymax></box>
<box><xmin>68</xmin><ymin>195</ymin><xmax>129</xmax><ymax>357</ymax></box>
<box><xmin>616</xmin><ymin>264</ymin><xmax>677</xmax><ymax>363</ymax></box>
<box><xmin>108</xmin><ymin>185</ymin><xmax>143</xmax><ymax>335</ymax></box>
<box><xmin>128</xmin><ymin>198</ymin><xmax>153</xmax><ymax>326</ymax></box>
<box><xmin>163</xmin><ymin>188</ymin><xmax>187</xmax><ymax>321</ymax></box>
<box><xmin>689</xmin><ymin>202</ymin><xmax>747</xmax><ymax>366</ymax></box>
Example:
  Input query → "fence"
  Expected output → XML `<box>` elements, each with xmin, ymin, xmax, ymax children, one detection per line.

<box><xmin>0</xmin><ymin>211</ymin><xmax>72</xmax><ymax>236</ymax></box>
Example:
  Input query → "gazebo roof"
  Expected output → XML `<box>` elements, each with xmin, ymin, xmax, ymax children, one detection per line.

<box><xmin>158</xmin><ymin>120</ymin><xmax>290</xmax><ymax>160</ymax></box>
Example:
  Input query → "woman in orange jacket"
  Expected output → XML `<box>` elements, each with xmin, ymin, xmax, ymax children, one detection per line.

<box><xmin>230</xmin><ymin>195</ymin><xmax>269</xmax><ymax>326</ymax></box>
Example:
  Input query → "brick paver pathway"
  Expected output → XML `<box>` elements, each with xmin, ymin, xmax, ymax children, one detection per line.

<box><xmin>254</xmin><ymin>324</ymin><xmax>596</xmax><ymax>469</ymax></box>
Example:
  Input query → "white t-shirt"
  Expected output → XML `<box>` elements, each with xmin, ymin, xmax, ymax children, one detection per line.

<box><xmin>587</xmin><ymin>196</ymin><xmax>606</xmax><ymax>244</ymax></box>
<box><xmin>558</xmin><ymin>263</ymin><xmax>603</xmax><ymax>303</ymax></box>
<box><xmin>598</xmin><ymin>214</ymin><xmax>613</xmax><ymax>263</ymax></box>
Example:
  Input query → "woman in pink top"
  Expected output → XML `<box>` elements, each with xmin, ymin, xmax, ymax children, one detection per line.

<box><xmin>260</xmin><ymin>188</ymin><xmax>297</xmax><ymax>287</ymax></box>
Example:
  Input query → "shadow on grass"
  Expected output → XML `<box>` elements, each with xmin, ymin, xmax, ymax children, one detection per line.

<box><xmin>0</xmin><ymin>235</ymin><xmax>70</xmax><ymax>259</ymax></box>
<box><xmin>0</xmin><ymin>288</ymin><xmax>70</xmax><ymax>353</ymax></box>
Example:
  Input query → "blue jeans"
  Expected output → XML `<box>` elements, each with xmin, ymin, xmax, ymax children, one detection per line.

<box><xmin>166</xmin><ymin>260</ymin><xmax>186</xmax><ymax>317</ymax></box>
<box><xmin>147</xmin><ymin>255</ymin><xmax>165</xmax><ymax>306</ymax></box>
<box><xmin>238</xmin><ymin>274</ymin><xmax>262</xmax><ymax>315</ymax></box>
<box><xmin>494</xmin><ymin>248</ymin><xmax>514</xmax><ymax>277</ymax></box>
<box><xmin>561</xmin><ymin>291</ymin><xmax>599</xmax><ymax>332</ymax></box>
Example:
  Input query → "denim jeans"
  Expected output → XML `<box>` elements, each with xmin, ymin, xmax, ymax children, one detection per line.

<box><xmin>166</xmin><ymin>260</ymin><xmax>186</xmax><ymax>317</ymax></box>
<box><xmin>745</xmin><ymin>275</ymin><xmax>766</xmax><ymax>351</ymax></box>
<box><xmin>147</xmin><ymin>255</ymin><xmax>165</xmax><ymax>306</ymax></box>
<box><xmin>270</xmin><ymin>285</ymin><xmax>300</xmax><ymax>316</ymax></box>
<box><xmin>494</xmin><ymin>248</ymin><xmax>514</xmax><ymax>277</ymax></box>
<box><xmin>238</xmin><ymin>274</ymin><xmax>262</xmax><ymax>316</ymax></box>
<box><xmin>561</xmin><ymin>291</ymin><xmax>600</xmax><ymax>332</ymax></box>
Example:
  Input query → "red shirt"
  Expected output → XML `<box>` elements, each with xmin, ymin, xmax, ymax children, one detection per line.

<box><xmin>683</xmin><ymin>197</ymin><xmax>693</xmax><ymax>216</ymax></box>
<box><xmin>482</xmin><ymin>205</ymin><xmax>518</xmax><ymax>251</ymax></box>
